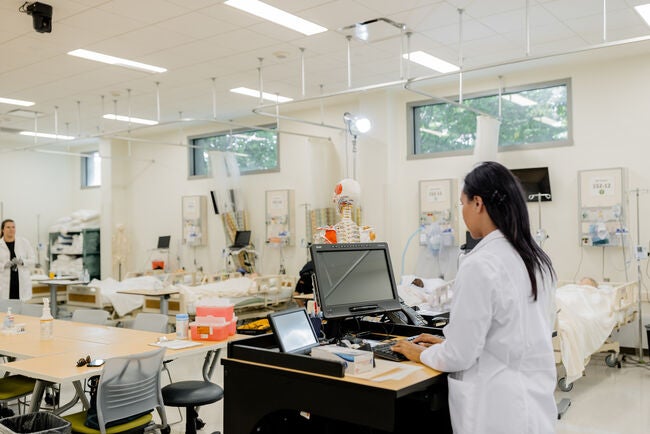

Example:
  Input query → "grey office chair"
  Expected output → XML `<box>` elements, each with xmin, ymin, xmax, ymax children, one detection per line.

<box><xmin>131</xmin><ymin>312</ymin><xmax>169</xmax><ymax>333</ymax></box>
<box><xmin>20</xmin><ymin>302</ymin><xmax>44</xmax><ymax>317</ymax></box>
<box><xmin>63</xmin><ymin>348</ymin><xmax>168</xmax><ymax>434</ymax></box>
<box><xmin>0</xmin><ymin>300</ymin><xmax>22</xmax><ymax>315</ymax></box>
<box><xmin>161</xmin><ymin>349</ymin><xmax>223</xmax><ymax>434</ymax></box>
<box><xmin>71</xmin><ymin>308</ymin><xmax>110</xmax><ymax>325</ymax></box>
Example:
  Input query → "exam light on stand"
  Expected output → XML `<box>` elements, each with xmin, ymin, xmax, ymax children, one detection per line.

<box><xmin>343</xmin><ymin>112</ymin><xmax>371</xmax><ymax>180</ymax></box>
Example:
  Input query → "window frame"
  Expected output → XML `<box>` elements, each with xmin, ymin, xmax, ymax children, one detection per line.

<box><xmin>188</xmin><ymin>124</ymin><xmax>280</xmax><ymax>179</ymax></box>
<box><xmin>406</xmin><ymin>78</ymin><xmax>573</xmax><ymax>160</ymax></box>
<box><xmin>80</xmin><ymin>150</ymin><xmax>101</xmax><ymax>189</ymax></box>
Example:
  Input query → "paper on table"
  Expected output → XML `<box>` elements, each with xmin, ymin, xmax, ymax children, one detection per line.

<box><xmin>149</xmin><ymin>340</ymin><xmax>201</xmax><ymax>350</ymax></box>
<box><xmin>347</xmin><ymin>359</ymin><xmax>422</xmax><ymax>381</ymax></box>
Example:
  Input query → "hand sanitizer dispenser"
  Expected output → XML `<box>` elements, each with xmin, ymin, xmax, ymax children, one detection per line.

<box><xmin>40</xmin><ymin>299</ymin><xmax>53</xmax><ymax>340</ymax></box>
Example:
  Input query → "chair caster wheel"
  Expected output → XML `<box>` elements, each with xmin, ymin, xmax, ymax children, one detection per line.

<box><xmin>161</xmin><ymin>427</ymin><xmax>171</xmax><ymax>434</ymax></box>
<box><xmin>196</xmin><ymin>417</ymin><xmax>206</xmax><ymax>430</ymax></box>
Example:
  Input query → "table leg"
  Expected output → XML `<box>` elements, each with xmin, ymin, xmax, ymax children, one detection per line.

<box><xmin>48</xmin><ymin>284</ymin><xmax>58</xmax><ymax>318</ymax></box>
<box><xmin>160</xmin><ymin>295</ymin><xmax>169</xmax><ymax>316</ymax></box>
<box><xmin>28</xmin><ymin>380</ymin><xmax>47</xmax><ymax>413</ymax></box>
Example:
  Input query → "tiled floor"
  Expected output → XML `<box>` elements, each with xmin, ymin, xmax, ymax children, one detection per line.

<box><xmin>555</xmin><ymin>352</ymin><xmax>650</xmax><ymax>434</ymax></box>
<box><xmin>4</xmin><ymin>351</ymin><xmax>650</xmax><ymax>433</ymax></box>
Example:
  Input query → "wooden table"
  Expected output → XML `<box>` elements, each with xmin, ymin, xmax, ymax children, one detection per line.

<box><xmin>0</xmin><ymin>313</ymin><xmax>244</xmax><ymax>413</ymax></box>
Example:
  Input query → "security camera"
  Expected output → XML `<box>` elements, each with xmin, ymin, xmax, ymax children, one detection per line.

<box><xmin>22</xmin><ymin>2</ymin><xmax>53</xmax><ymax>33</ymax></box>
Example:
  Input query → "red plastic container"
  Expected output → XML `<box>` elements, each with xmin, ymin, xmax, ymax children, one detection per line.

<box><xmin>196</xmin><ymin>302</ymin><xmax>234</xmax><ymax>321</ymax></box>
<box><xmin>228</xmin><ymin>316</ymin><xmax>237</xmax><ymax>336</ymax></box>
<box><xmin>190</xmin><ymin>316</ymin><xmax>228</xmax><ymax>341</ymax></box>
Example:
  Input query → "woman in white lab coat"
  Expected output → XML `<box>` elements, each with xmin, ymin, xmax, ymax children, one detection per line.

<box><xmin>393</xmin><ymin>162</ymin><xmax>557</xmax><ymax>434</ymax></box>
<box><xmin>0</xmin><ymin>219</ymin><xmax>35</xmax><ymax>301</ymax></box>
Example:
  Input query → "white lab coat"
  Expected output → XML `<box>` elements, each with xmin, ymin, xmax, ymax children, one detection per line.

<box><xmin>0</xmin><ymin>237</ymin><xmax>36</xmax><ymax>301</ymax></box>
<box><xmin>420</xmin><ymin>230</ymin><xmax>556</xmax><ymax>434</ymax></box>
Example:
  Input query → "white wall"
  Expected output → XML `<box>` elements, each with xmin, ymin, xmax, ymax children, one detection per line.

<box><xmin>0</xmin><ymin>151</ymin><xmax>82</xmax><ymax>270</ymax></box>
<box><xmin>10</xmin><ymin>47</ymin><xmax>650</xmax><ymax>348</ymax></box>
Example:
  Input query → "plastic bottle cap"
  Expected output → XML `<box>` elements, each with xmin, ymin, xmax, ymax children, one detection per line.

<box><xmin>176</xmin><ymin>314</ymin><xmax>189</xmax><ymax>320</ymax></box>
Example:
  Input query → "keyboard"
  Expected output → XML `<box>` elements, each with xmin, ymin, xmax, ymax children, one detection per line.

<box><xmin>372</xmin><ymin>343</ymin><xmax>408</xmax><ymax>362</ymax></box>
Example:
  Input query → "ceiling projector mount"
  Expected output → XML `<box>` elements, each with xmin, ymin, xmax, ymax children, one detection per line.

<box><xmin>19</xmin><ymin>2</ymin><xmax>53</xmax><ymax>33</ymax></box>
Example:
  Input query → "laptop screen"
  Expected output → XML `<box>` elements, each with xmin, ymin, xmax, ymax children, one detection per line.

<box><xmin>267</xmin><ymin>308</ymin><xmax>320</xmax><ymax>354</ymax></box>
<box><xmin>157</xmin><ymin>236</ymin><xmax>171</xmax><ymax>249</ymax></box>
<box><xmin>232</xmin><ymin>230</ymin><xmax>251</xmax><ymax>247</ymax></box>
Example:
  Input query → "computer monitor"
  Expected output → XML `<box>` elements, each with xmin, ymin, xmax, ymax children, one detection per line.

<box><xmin>267</xmin><ymin>307</ymin><xmax>320</xmax><ymax>354</ymax></box>
<box><xmin>510</xmin><ymin>167</ymin><xmax>552</xmax><ymax>202</ymax></box>
<box><xmin>310</xmin><ymin>242</ymin><xmax>402</xmax><ymax>320</ymax></box>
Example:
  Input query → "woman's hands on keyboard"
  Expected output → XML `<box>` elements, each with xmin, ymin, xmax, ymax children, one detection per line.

<box><xmin>391</xmin><ymin>333</ymin><xmax>445</xmax><ymax>362</ymax></box>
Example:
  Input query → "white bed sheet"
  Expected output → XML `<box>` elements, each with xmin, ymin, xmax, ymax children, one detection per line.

<box><xmin>177</xmin><ymin>276</ymin><xmax>294</xmax><ymax>315</ymax></box>
<box><xmin>86</xmin><ymin>276</ymin><xmax>163</xmax><ymax>317</ymax></box>
<box><xmin>398</xmin><ymin>275</ymin><xmax>452</xmax><ymax>313</ymax></box>
<box><xmin>556</xmin><ymin>284</ymin><xmax>618</xmax><ymax>385</ymax></box>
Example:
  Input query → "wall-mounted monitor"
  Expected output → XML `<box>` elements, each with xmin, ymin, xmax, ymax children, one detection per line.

<box><xmin>310</xmin><ymin>242</ymin><xmax>402</xmax><ymax>320</ymax></box>
<box><xmin>510</xmin><ymin>167</ymin><xmax>552</xmax><ymax>202</ymax></box>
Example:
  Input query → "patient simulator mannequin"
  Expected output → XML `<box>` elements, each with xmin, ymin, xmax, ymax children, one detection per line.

<box><xmin>578</xmin><ymin>276</ymin><xmax>598</xmax><ymax>287</ymax></box>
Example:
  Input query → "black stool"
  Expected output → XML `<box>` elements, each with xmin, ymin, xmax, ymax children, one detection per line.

<box><xmin>161</xmin><ymin>380</ymin><xmax>223</xmax><ymax>434</ymax></box>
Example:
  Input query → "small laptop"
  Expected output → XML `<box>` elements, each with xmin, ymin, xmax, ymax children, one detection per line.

<box><xmin>157</xmin><ymin>236</ymin><xmax>171</xmax><ymax>249</ymax></box>
<box><xmin>267</xmin><ymin>307</ymin><xmax>320</xmax><ymax>354</ymax></box>
<box><xmin>230</xmin><ymin>230</ymin><xmax>251</xmax><ymax>249</ymax></box>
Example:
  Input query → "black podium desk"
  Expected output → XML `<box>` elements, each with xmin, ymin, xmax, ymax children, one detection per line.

<box><xmin>222</xmin><ymin>333</ymin><xmax>451</xmax><ymax>434</ymax></box>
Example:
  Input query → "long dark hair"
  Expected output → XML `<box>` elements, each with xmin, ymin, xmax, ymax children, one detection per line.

<box><xmin>463</xmin><ymin>161</ymin><xmax>555</xmax><ymax>300</ymax></box>
<box><xmin>0</xmin><ymin>219</ymin><xmax>14</xmax><ymax>239</ymax></box>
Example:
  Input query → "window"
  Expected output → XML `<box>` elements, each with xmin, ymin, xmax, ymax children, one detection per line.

<box><xmin>407</xmin><ymin>79</ymin><xmax>571</xmax><ymax>158</ymax></box>
<box><xmin>189</xmin><ymin>126</ymin><xmax>279</xmax><ymax>177</ymax></box>
<box><xmin>81</xmin><ymin>151</ymin><xmax>101</xmax><ymax>188</ymax></box>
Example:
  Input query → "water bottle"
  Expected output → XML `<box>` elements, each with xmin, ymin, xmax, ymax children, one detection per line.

<box><xmin>4</xmin><ymin>307</ymin><xmax>14</xmax><ymax>330</ymax></box>
<box><xmin>82</xmin><ymin>268</ymin><xmax>90</xmax><ymax>283</ymax></box>
<box><xmin>40</xmin><ymin>299</ymin><xmax>54</xmax><ymax>340</ymax></box>
<box><xmin>176</xmin><ymin>313</ymin><xmax>189</xmax><ymax>339</ymax></box>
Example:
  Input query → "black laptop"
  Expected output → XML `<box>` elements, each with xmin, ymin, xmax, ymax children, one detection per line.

<box><xmin>230</xmin><ymin>230</ymin><xmax>251</xmax><ymax>249</ymax></box>
<box><xmin>267</xmin><ymin>307</ymin><xmax>320</xmax><ymax>354</ymax></box>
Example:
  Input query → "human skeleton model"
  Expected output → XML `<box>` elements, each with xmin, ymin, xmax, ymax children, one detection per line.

<box><xmin>333</xmin><ymin>178</ymin><xmax>361</xmax><ymax>243</ymax></box>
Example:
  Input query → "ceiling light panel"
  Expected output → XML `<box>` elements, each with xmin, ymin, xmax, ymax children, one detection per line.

<box><xmin>230</xmin><ymin>87</ymin><xmax>293</xmax><ymax>103</ymax></box>
<box><xmin>224</xmin><ymin>0</ymin><xmax>327</xmax><ymax>35</ymax></box>
<box><xmin>403</xmin><ymin>51</ymin><xmax>459</xmax><ymax>73</ymax></box>
<box><xmin>0</xmin><ymin>98</ymin><xmax>35</xmax><ymax>107</ymax></box>
<box><xmin>68</xmin><ymin>49</ymin><xmax>167</xmax><ymax>73</ymax></box>
<box><xmin>20</xmin><ymin>131</ymin><xmax>75</xmax><ymax>140</ymax></box>
<box><xmin>103</xmin><ymin>114</ymin><xmax>159</xmax><ymax>125</ymax></box>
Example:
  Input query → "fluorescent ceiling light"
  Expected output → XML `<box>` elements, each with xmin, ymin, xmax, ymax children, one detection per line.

<box><xmin>403</xmin><ymin>51</ymin><xmax>459</xmax><ymax>73</ymax></box>
<box><xmin>535</xmin><ymin>116</ymin><xmax>562</xmax><ymax>128</ymax></box>
<box><xmin>68</xmin><ymin>49</ymin><xmax>167</xmax><ymax>73</ymax></box>
<box><xmin>0</xmin><ymin>97</ymin><xmax>34</xmax><ymax>107</ymax></box>
<box><xmin>230</xmin><ymin>87</ymin><xmax>293</xmax><ymax>103</ymax></box>
<box><xmin>502</xmin><ymin>94</ymin><xmax>537</xmax><ymax>107</ymax></box>
<box><xmin>103</xmin><ymin>114</ymin><xmax>159</xmax><ymax>126</ymax></box>
<box><xmin>225</xmin><ymin>0</ymin><xmax>327</xmax><ymax>35</ymax></box>
<box><xmin>20</xmin><ymin>131</ymin><xmax>75</xmax><ymax>140</ymax></box>
<box><xmin>635</xmin><ymin>4</ymin><xmax>650</xmax><ymax>26</ymax></box>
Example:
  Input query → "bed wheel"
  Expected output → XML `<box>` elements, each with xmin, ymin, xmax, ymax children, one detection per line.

<box><xmin>558</xmin><ymin>377</ymin><xmax>573</xmax><ymax>392</ymax></box>
<box><xmin>605</xmin><ymin>353</ymin><xmax>619</xmax><ymax>368</ymax></box>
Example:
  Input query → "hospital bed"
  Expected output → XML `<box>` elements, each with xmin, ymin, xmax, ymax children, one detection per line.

<box><xmin>174</xmin><ymin>273</ymin><xmax>298</xmax><ymax>320</ymax></box>
<box><xmin>65</xmin><ymin>275</ymin><xmax>173</xmax><ymax>319</ymax></box>
<box><xmin>397</xmin><ymin>275</ymin><xmax>454</xmax><ymax>315</ymax></box>
<box><xmin>555</xmin><ymin>280</ymin><xmax>638</xmax><ymax>392</ymax></box>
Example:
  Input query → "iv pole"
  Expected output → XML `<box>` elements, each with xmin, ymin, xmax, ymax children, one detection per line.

<box><xmin>630</xmin><ymin>188</ymin><xmax>649</xmax><ymax>363</ymax></box>
<box><xmin>529</xmin><ymin>193</ymin><xmax>551</xmax><ymax>247</ymax></box>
